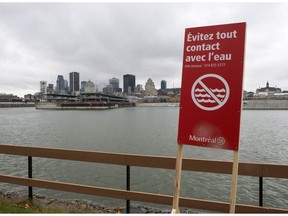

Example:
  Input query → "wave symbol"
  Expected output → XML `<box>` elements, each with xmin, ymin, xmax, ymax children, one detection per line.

<box><xmin>211</xmin><ymin>88</ymin><xmax>225</xmax><ymax>93</ymax></box>
<box><xmin>216</xmin><ymin>94</ymin><xmax>225</xmax><ymax>98</ymax></box>
<box><xmin>196</xmin><ymin>99</ymin><xmax>216</xmax><ymax>103</ymax></box>
<box><xmin>195</xmin><ymin>88</ymin><xmax>206</xmax><ymax>92</ymax></box>
<box><xmin>195</xmin><ymin>93</ymin><xmax>211</xmax><ymax>98</ymax></box>
<box><xmin>194</xmin><ymin>87</ymin><xmax>226</xmax><ymax>104</ymax></box>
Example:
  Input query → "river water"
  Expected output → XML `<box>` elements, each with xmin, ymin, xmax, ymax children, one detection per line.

<box><xmin>0</xmin><ymin>107</ymin><xmax>287</xmax><ymax>211</ymax></box>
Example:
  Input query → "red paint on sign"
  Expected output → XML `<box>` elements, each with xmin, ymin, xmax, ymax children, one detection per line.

<box><xmin>177</xmin><ymin>22</ymin><xmax>246</xmax><ymax>151</ymax></box>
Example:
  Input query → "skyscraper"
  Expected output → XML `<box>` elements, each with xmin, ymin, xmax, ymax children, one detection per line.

<box><xmin>81</xmin><ymin>81</ymin><xmax>87</xmax><ymax>92</ymax></box>
<box><xmin>56</xmin><ymin>75</ymin><xmax>65</xmax><ymax>94</ymax></box>
<box><xmin>40</xmin><ymin>81</ymin><xmax>47</xmax><ymax>97</ymax></box>
<box><xmin>109</xmin><ymin>77</ymin><xmax>119</xmax><ymax>89</ymax></box>
<box><xmin>109</xmin><ymin>77</ymin><xmax>122</xmax><ymax>93</ymax></box>
<box><xmin>69</xmin><ymin>72</ymin><xmax>80</xmax><ymax>93</ymax></box>
<box><xmin>47</xmin><ymin>84</ymin><xmax>54</xmax><ymax>94</ymax></box>
<box><xmin>123</xmin><ymin>74</ymin><xmax>135</xmax><ymax>94</ymax></box>
<box><xmin>161</xmin><ymin>80</ymin><xmax>167</xmax><ymax>90</ymax></box>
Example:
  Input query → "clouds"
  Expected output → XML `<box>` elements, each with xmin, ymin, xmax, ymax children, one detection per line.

<box><xmin>0</xmin><ymin>3</ymin><xmax>288</xmax><ymax>97</ymax></box>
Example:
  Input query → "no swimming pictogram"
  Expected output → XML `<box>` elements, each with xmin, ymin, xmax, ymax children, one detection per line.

<box><xmin>191</xmin><ymin>74</ymin><xmax>230</xmax><ymax>111</ymax></box>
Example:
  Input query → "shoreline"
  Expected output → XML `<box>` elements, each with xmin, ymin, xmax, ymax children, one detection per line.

<box><xmin>2</xmin><ymin>101</ymin><xmax>288</xmax><ymax>110</ymax></box>
<box><xmin>0</xmin><ymin>103</ymin><xmax>35</xmax><ymax>108</ymax></box>
<box><xmin>0</xmin><ymin>190</ymin><xmax>199</xmax><ymax>214</ymax></box>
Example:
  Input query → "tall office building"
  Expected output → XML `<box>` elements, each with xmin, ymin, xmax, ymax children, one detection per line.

<box><xmin>47</xmin><ymin>83</ymin><xmax>54</xmax><ymax>94</ymax></box>
<box><xmin>40</xmin><ymin>81</ymin><xmax>47</xmax><ymax>96</ymax></box>
<box><xmin>123</xmin><ymin>74</ymin><xmax>135</xmax><ymax>94</ymax></box>
<box><xmin>64</xmin><ymin>80</ymin><xmax>69</xmax><ymax>93</ymax></box>
<box><xmin>56</xmin><ymin>75</ymin><xmax>65</xmax><ymax>94</ymax></box>
<box><xmin>109</xmin><ymin>77</ymin><xmax>119</xmax><ymax>89</ymax></box>
<box><xmin>69</xmin><ymin>72</ymin><xmax>80</xmax><ymax>93</ymax></box>
<box><xmin>161</xmin><ymin>80</ymin><xmax>167</xmax><ymax>90</ymax></box>
<box><xmin>81</xmin><ymin>81</ymin><xmax>87</xmax><ymax>92</ymax></box>
<box><xmin>109</xmin><ymin>77</ymin><xmax>122</xmax><ymax>93</ymax></box>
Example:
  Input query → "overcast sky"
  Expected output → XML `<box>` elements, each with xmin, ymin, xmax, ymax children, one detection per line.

<box><xmin>1</xmin><ymin>2</ymin><xmax>288</xmax><ymax>97</ymax></box>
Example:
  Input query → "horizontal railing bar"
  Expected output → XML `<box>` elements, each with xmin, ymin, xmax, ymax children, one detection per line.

<box><xmin>0</xmin><ymin>174</ymin><xmax>126</xmax><ymax>200</ymax></box>
<box><xmin>0</xmin><ymin>174</ymin><xmax>287</xmax><ymax>213</ymax></box>
<box><xmin>0</xmin><ymin>144</ymin><xmax>127</xmax><ymax>165</ymax></box>
<box><xmin>0</xmin><ymin>144</ymin><xmax>288</xmax><ymax>178</ymax></box>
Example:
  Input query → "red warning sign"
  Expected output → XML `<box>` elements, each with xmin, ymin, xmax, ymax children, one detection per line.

<box><xmin>178</xmin><ymin>22</ymin><xmax>246</xmax><ymax>151</ymax></box>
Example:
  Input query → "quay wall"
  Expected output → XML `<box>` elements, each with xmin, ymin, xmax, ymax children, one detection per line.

<box><xmin>35</xmin><ymin>102</ymin><xmax>115</xmax><ymax>110</ymax></box>
<box><xmin>243</xmin><ymin>99</ymin><xmax>288</xmax><ymax>110</ymax></box>
<box><xmin>35</xmin><ymin>102</ymin><xmax>58</xmax><ymax>109</ymax></box>
<box><xmin>0</xmin><ymin>102</ymin><xmax>35</xmax><ymax>108</ymax></box>
<box><xmin>35</xmin><ymin>102</ymin><xmax>135</xmax><ymax>110</ymax></box>
<box><xmin>2</xmin><ymin>100</ymin><xmax>287</xmax><ymax>110</ymax></box>
<box><xmin>136</xmin><ymin>100</ymin><xmax>288</xmax><ymax>110</ymax></box>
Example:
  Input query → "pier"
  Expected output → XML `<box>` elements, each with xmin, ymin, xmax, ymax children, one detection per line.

<box><xmin>35</xmin><ymin>93</ymin><xmax>135</xmax><ymax>110</ymax></box>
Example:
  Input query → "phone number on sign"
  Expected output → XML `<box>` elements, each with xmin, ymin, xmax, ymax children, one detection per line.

<box><xmin>204</xmin><ymin>63</ymin><xmax>226</xmax><ymax>67</ymax></box>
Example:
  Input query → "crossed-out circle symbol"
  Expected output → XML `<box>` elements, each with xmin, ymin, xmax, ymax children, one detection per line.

<box><xmin>191</xmin><ymin>74</ymin><xmax>230</xmax><ymax>111</ymax></box>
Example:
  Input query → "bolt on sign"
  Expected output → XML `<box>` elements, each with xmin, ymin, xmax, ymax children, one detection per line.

<box><xmin>178</xmin><ymin>22</ymin><xmax>246</xmax><ymax>151</ymax></box>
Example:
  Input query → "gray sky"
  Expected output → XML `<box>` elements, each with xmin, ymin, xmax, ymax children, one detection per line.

<box><xmin>1</xmin><ymin>2</ymin><xmax>288</xmax><ymax>97</ymax></box>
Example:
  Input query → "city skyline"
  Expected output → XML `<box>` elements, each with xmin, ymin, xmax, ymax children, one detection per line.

<box><xmin>1</xmin><ymin>3</ymin><xmax>288</xmax><ymax>97</ymax></box>
<box><xmin>1</xmin><ymin>70</ymin><xmax>288</xmax><ymax>98</ymax></box>
<box><xmin>42</xmin><ymin>72</ymin><xmax>170</xmax><ymax>95</ymax></box>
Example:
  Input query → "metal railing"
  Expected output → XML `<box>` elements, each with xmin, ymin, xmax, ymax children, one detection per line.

<box><xmin>0</xmin><ymin>144</ymin><xmax>287</xmax><ymax>213</ymax></box>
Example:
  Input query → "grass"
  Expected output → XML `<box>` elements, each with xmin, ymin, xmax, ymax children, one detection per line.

<box><xmin>0</xmin><ymin>198</ymin><xmax>63</xmax><ymax>213</ymax></box>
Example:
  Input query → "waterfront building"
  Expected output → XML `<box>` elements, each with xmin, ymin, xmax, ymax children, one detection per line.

<box><xmin>56</xmin><ymin>75</ymin><xmax>65</xmax><ymax>94</ymax></box>
<box><xmin>47</xmin><ymin>84</ymin><xmax>54</xmax><ymax>94</ymax></box>
<box><xmin>64</xmin><ymin>80</ymin><xmax>69</xmax><ymax>93</ymax></box>
<box><xmin>84</xmin><ymin>80</ymin><xmax>96</xmax><ymax>93</ymax></box>
<box><xmin>243</xmin><ymin>90</ymin><xmax>254</xmax><ymax>99</ymax></box>
<box><xmin>69</xmin><ymin>72</ymin><xmax>80</xmax><ymax>94</ymax></box>
<box><xmin>24</xmin><ymin>94</ymin><xmax>36</xmax><ymax>102</ymax></box>
<box><xmin>135</xmin><ymin>84</ymin><xmax>144</xmax><ymax>94</ymax></box>
<box><xmin>81</xmin><ymin>81</ymin><xmax>87</xmax><ymax>92</ymax></box>
<box><xmin>123</xmin><ymin>74</ymin><xmax>136</xmax><ymax>94</ymax></box>
<box><xmin>109</xmin><ymin>77</ymin><xmax>119</xmax><ymax>89</ymax></box>
<box><xmin>103</xmin><ymin>84</ymin><xmax>113</xmax><ymax>95</ymax></box>
<box><xmin>0</xmin><ymin>93</ymin><xmax>20</xmax><ymax>102</ymax></box>
<box><xmin>145</xmin><ymin>78</ymin><xmax>158</xmax><ymax>96</ymax></box>
<box><xmin>256</xmin><ymin>81</ymin><xmax>281</xmax><ymax>96</ymax></box>
<box><xmin>109</xmin><ymin>77</ymin><xmax>122</xmax><ymax>93</ymax></box>
<box><xmin>40</xmin><ymin>81</ymin><xmax>47</xmax><ymax>96</ymax></box>
<box><xmin>161</xmin><ymin>80</ymin><xmax>167</xmax><ymax>90</ymax></box>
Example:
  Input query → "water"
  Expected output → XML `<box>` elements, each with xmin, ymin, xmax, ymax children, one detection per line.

<box><xmin>0</xmin><ymin>107</ymin><xmax>287</xmax><ymax>210</ymax></box>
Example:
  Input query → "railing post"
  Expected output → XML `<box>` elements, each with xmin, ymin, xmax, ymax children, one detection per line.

<box><xmin>259</xmin><ymin>176</ymin><xmax>263</xmax><ymax>206</ymax></box>
<box><xmin>28</xmin><ymin>156</ymin><xmax>33</xmax><ymax>201</ymax></box>
<box><xmin>126</xmin><ymin>165</ymin><xmax>130</xmax><ymax>213</ymax></box>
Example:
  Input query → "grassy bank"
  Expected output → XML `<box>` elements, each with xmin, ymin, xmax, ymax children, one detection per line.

<box><xmin>0</xmin><ymin>190</ymin><xmax>118</xmax><ymax>213</ymax></box>
<box><xmin>0</xmin><ymin>198</ymin><xmax>63</xmax><ymax>213</ymax></box>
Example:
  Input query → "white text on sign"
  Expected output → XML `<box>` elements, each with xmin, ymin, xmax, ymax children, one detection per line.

<box><xmin>185</xmin><ymin>30</ymin><xmax>237</xmax><ymax>63</ymax></box>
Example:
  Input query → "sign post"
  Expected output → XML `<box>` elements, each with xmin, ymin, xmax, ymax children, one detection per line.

<box><xmin>172</xmin><ymin>144</ymin><xmax>183</xmax><ymax>213</ymax></box>
<box><xmin>230</xmin><ymin>150</ymin><xmax>240</xmax><ymax>213</ymax></box>
<box><xmin>172</xmin><ymin>22</ymin><xmax>246</xmax><ymax>213</ymax></box>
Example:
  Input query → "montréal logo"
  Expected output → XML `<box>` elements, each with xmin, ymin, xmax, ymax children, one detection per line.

<box><xmin>189</xmin><ymin>135</ymin><xmax>226</xmax><ymax>145</ymax></box>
